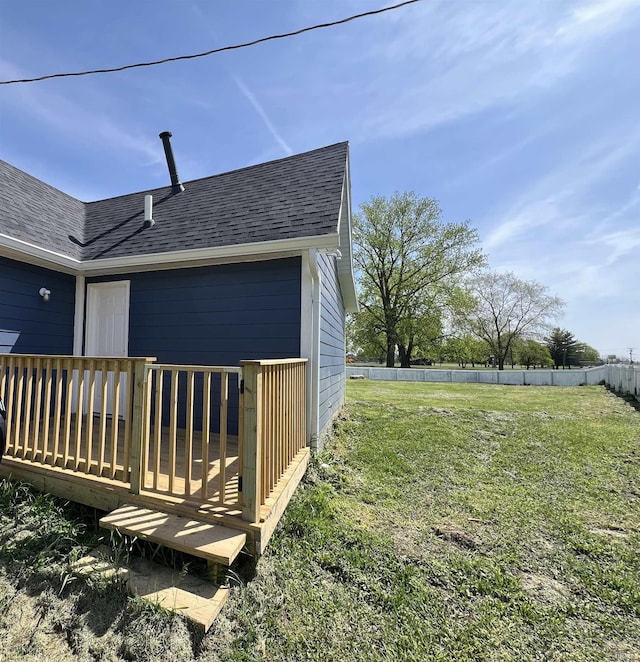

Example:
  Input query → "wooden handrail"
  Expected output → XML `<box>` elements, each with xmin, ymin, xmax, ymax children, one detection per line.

<box><xmin>0</xmin><ymin>353</ymin><xmax>157</xmax><ymax>362</ymax></box>
<box><xmin>240</xmin><ymin>358</ymin><xmax>307</xmax><ymax>366</ymax></box>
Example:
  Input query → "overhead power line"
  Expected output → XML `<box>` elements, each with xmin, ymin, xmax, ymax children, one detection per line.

<box><xmin>0</xmin><ymin>0</ymin><xmax>423</xmax><ymax>86</ymax></box>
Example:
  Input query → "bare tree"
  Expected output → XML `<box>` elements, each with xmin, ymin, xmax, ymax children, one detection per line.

<box><xmin>462</xmin><ymin>271</ymin><xmax>564</xmax><ymax>370</ymax></box>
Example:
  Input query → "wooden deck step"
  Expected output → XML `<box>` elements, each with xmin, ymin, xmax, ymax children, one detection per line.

<box><xmin>99</xmin><ymin>504</ymin><xmax>246</xmax><ymax>566</ymax></box>
<box><xmin>73</xmin><ymin>545</ymin><xmax>229</xmax><ymax>632</ymax></box>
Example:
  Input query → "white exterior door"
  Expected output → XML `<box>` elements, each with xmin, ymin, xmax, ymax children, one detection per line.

<box><xmin>85</xmin><ymin>281</ymin><xmax>130</xmax><ymax>416</ymax></box>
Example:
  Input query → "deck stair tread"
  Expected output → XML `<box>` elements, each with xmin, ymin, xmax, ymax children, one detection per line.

<box><xmin>73</xmin><ymin>545</ymin><xmax>229</xmax><ymax>632</ymax></box>
<box><xmin>99</xmin><ymin>504</ymin><xmax>246</xmax><ymax>566</ymax></box>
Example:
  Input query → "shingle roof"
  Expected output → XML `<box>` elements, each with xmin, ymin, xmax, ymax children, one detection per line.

<box><xmin>0</xmin><ymin>142</ymin><xmax>348</xmax><ymax>261</ymax></box>
<box><xmin>0</xmin><ymin>160</ymin><xmax>85</xmax><ymax>260</ymax></box>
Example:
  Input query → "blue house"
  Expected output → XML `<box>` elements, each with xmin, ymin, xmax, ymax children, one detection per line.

<box><xmin>0</xmin><ymin>138</ymin><xmax>357</xmax><ymax>451</ymax></box>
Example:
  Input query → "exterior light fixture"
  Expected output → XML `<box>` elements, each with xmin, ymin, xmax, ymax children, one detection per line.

<box><xmin>38</xmin><ymin>287</ymin><xmax>51</xmax><ymax>302</ymax></box>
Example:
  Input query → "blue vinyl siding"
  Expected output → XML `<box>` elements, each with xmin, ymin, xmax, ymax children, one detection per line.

<box><xmin>0</xmin><ymin>256</ymin><xmax>75</xmax><ymax>354</ymax></box>
<box><xmin>87</xmin><ymin>257</ymin><xmax>302</xmax><ymax>434</ymax></box>
<box><xmin>87</xmin><ymin>258</ymin><xmax>302</xmax><ymax>364</ymax></box>
<box><xmin>317</xmin><ymin>252</ymin><xmax>346</xmax><ymax>437</ymax></box>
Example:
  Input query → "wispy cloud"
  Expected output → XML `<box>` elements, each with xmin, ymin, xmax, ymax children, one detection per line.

<box><xmin>586</xmin><ymin>227</ymin><xmax>640</xmax><ymax>262</ymax></box>
<box><xmin>342</xmin><ymin>0</ymin><xmax>640</xmax><ymax>141</ymax></box>
<box><xmin>484</xmin><ymin>127</ymin><xmax>640</xmax><ymax>251</ymax></box>
<box><xmin>185</xmin><ymin>2</ymin><xmax>292</xmax><ymax>158</ymax></box>
<box><xmin>555</xmin><ymin>0</ymin><xmax>640</xmax><ymax>43</ymax></box>
<box><xmin>230</xmin><ymin>73</ymin><xmax>292</xmax><ymax>156</ymax></box>
<box><xmin>474</xmin><ymin>99</ymin><xmax>640</xmax><ymax>348</ymax></box>
<box><xmin>0</xmin><ymin>58</ymin><xmax>161</xmax><ymax>167</ymax></box>
<box><xmin>587</xmin><ymin>184</ymin><xmax>640</xmax><ymax>237</ymax></box>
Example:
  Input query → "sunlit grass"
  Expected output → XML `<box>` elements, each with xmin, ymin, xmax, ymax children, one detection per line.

<box><xmin>0</xmin><ymin>382</ymin><xmax>638</xmax><ymax>661</ymax></box>
<box><xmin>212</xmin><ymin>382</ymin><xmax>639</xmax><ymax>661</ymax></box>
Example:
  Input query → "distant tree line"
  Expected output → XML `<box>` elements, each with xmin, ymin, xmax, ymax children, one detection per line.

<box><xmin>349</xmin><ymin>192</ymin><xmax>601</xmax><ymax>370</ymax></box>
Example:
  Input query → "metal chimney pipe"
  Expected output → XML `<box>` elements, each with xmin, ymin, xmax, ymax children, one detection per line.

<box><xmin>159</xmin><ymin>131</ymin><xmax>185</xmax><ymax>193</ymax></box>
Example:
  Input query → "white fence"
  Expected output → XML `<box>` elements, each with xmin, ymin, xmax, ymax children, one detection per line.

<box><xmin>347</xmin><ymin>364</ymin><xmax>640</xmax><ymax>400</ymax></box>
<box><xmin>605</xmin><ymin>364</ymin><xmax>640</xmax><ymax>400</ymax></box>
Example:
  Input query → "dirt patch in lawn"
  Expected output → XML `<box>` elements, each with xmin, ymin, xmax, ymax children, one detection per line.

<box><xmin>433</xmin><ymin>524</ymin><xmax>481</xmax><ymax>551</ymax></box>
<box><xmin>417</xmin><ymin>406</ymin><xmax>456</xmax><ymax>417</ymax></box>
<box><xmin>588</xmin><ymin>527</ymin><xmax>629</xmax><ymax>538</ymax></box>
<box><xmin>520</xmin><ymin>573</ymin><xmax>571</xmax><ymax>605</ymax></box>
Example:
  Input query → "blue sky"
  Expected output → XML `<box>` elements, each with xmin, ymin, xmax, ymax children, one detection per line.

<box><xmin>1</xmin><ymin>0</ymin><xmax>638</xmax><ymax>359</ymax></box>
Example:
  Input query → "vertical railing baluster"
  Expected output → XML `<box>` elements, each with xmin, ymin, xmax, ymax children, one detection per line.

<box><xmin>32</xmin><ymin>358</ymin><xmax>43</xmax><ymax>462</ymax></box>
<box><xmin>97</xmin><ymin>359</ymin><xmax>108</xmax><ymax>476</ymax></box>
<box><xmin>62</xmin><ymin>359</ymin><xmax>74</xmax><ymax>468</ymax></box>
<box><xmin>168</xmin><ymin>369</ymin><xmax>178</xmax><ymax>494</ymax></box>
<box><xmin>202</xmin><ymin>371</ymin><xmax>211</xmax><ymax>500</ymax></box>
<box><xmin>85</xmin><ymin>360</ymin><xmax>96</xmax><ymax>473</ymax></box>
<box><xmin>22</xmin><ymin>357</ymin><xmax>33</xmax><ymax>460</ymax></box>
<box><xmin>42</xmin><ymin>359</ymin><xmax>53</xmax><ymax>464</ymax></box>
<box><xmin>141</xmin><ymin>366</ymin><xmax>153</xmax><ymax>486</ymax></box>
<box><xmin>123</xmin><ymin>360</ymin><xmax>134</xmax><ymax>474</ymax></box>
<box><xmin>52</xmin><ymin>358</ymin><xmax>63</xmax><ymax>466</ymax></box>
<box><xmin>74</xmin><ymin>359</ymin><xmax>85</xmax><ymax>470</ymax></box>
<box><xmin>218</xmin><ymin>372</ymin><xmax>228</xmax><ymax>504</ymax></box>
<box><xmin>0</xmin><ymin>356</ymin><xmax>6</xmax><ymax>403</ymax></box>
<box><xmin>184</xmin><ymin>369</ymin><xmax>194</xmax><ymax>496</ymax></box>
<box><xmin>237</xmin><ymin>369</ymin><xmax>244</xmax><ymax>506</ymax></box>
<box><xmin>263</xmin><ymin>366</ymin><xmax>272</xmax><ymax>503</ymax></box>
<box><xmin>5</xmin><ymin>357</ymin><xmax>16</xmax><ymax>455</ymax></box>
<box><xmin>110</xmin><ymin>361</ymin><xmax>121</xmax><ymax>478</ymax></box>
<box><xmin>14</xmin><ymin>359</ymin><xmax>24</xmax><ymax>457</ymax></box>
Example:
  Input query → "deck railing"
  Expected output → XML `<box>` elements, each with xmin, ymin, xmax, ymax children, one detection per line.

<box><xmin>0</xmin><ymin>354</ymin><xmax>309</xmax><ymax>523</ymax></box>
<box><xmin>0</xmin><ymin>354</ymin><xmax>153</xmax><ymax>483</ymax></box>
<box><xmin>239</xmin><ymin>359</ymin><xmax>307</xmax><ymax>522</ymax></box>
<box><xmin>138</xmin><ymin>364</ymin><xmax>243</xmax><ymax>506</ymax></box>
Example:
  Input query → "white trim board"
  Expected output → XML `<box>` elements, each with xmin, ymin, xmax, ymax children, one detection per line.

<box><xmin>0</xmin><ymin>232</ymin><xmax>340</xmax><ymax>277</ymax></box>
<box><xmin>300</xmin><ymin>251</ymin><xmax>319</xmax><ymax>445</ymax></box>
<box><xmin>73</xmin><ymin>275</ymin><xmax>86</xmax><ymax>356</ymax></box>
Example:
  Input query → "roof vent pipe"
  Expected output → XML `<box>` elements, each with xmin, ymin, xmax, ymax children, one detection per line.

<box><xmin>144</xmin><ymin>194</ymin><xmax>154</xmax><ymax>227</ymax></box>
<box><xmin>159</xmin><ymin>131</ymin><xmax>185</xmax><ymax>193</ymax></box>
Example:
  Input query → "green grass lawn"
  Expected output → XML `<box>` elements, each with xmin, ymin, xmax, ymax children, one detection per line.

<box><xmin>1</xmin><ymin>382</ymin><xmax>638</xmax><ymax>661</ymax></box>
<box><xmin>216</xmin><ymin>383</ymin><xmax>639</xmax><ymax>661</ymax></box>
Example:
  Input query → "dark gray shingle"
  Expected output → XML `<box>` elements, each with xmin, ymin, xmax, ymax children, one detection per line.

<box><xmin>1</xmin><ymin>142</ymin><xmax>347</xmax><ymax>262</ymax></box>
<box><xmin>0</xmin><ymin>160</ymin><xmax>85</xmax><ymax>260</ymax></box>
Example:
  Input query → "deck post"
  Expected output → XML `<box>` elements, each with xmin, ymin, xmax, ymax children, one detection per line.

<box><xmin>239</xmin><ymin>361</ymin><xmax>263</xmax><ymax>523</ymax></box>
<box><xmin>129</xmin><ymin>358</ymin><xmax>153</xmax><ymax>494</ymax></box>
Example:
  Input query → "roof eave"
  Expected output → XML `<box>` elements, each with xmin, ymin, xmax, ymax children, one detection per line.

<box><xmin>0</xmin><ymin>233</ymin><xmax>81</xmax><ymax>274</ymax></box>
<box><xmin>80</xmin><ymin>233</ymin><xmax>340</xmax><ymax>275</ymax></box>
<box><xmin>0</xmin><ymin>232</ymin><xmax>340</xmax><ymax>276</ymax></box>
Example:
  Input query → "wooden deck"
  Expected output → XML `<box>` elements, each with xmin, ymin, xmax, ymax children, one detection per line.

<box><xmin>0</xmin><ymin>355</ymin><xmax>310</xmax><ymax>557</ymax></box>
<box><xmin>1</xmin><ymin>444</ymin><xmax>309</xmax><ymax>557</ymax></box>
